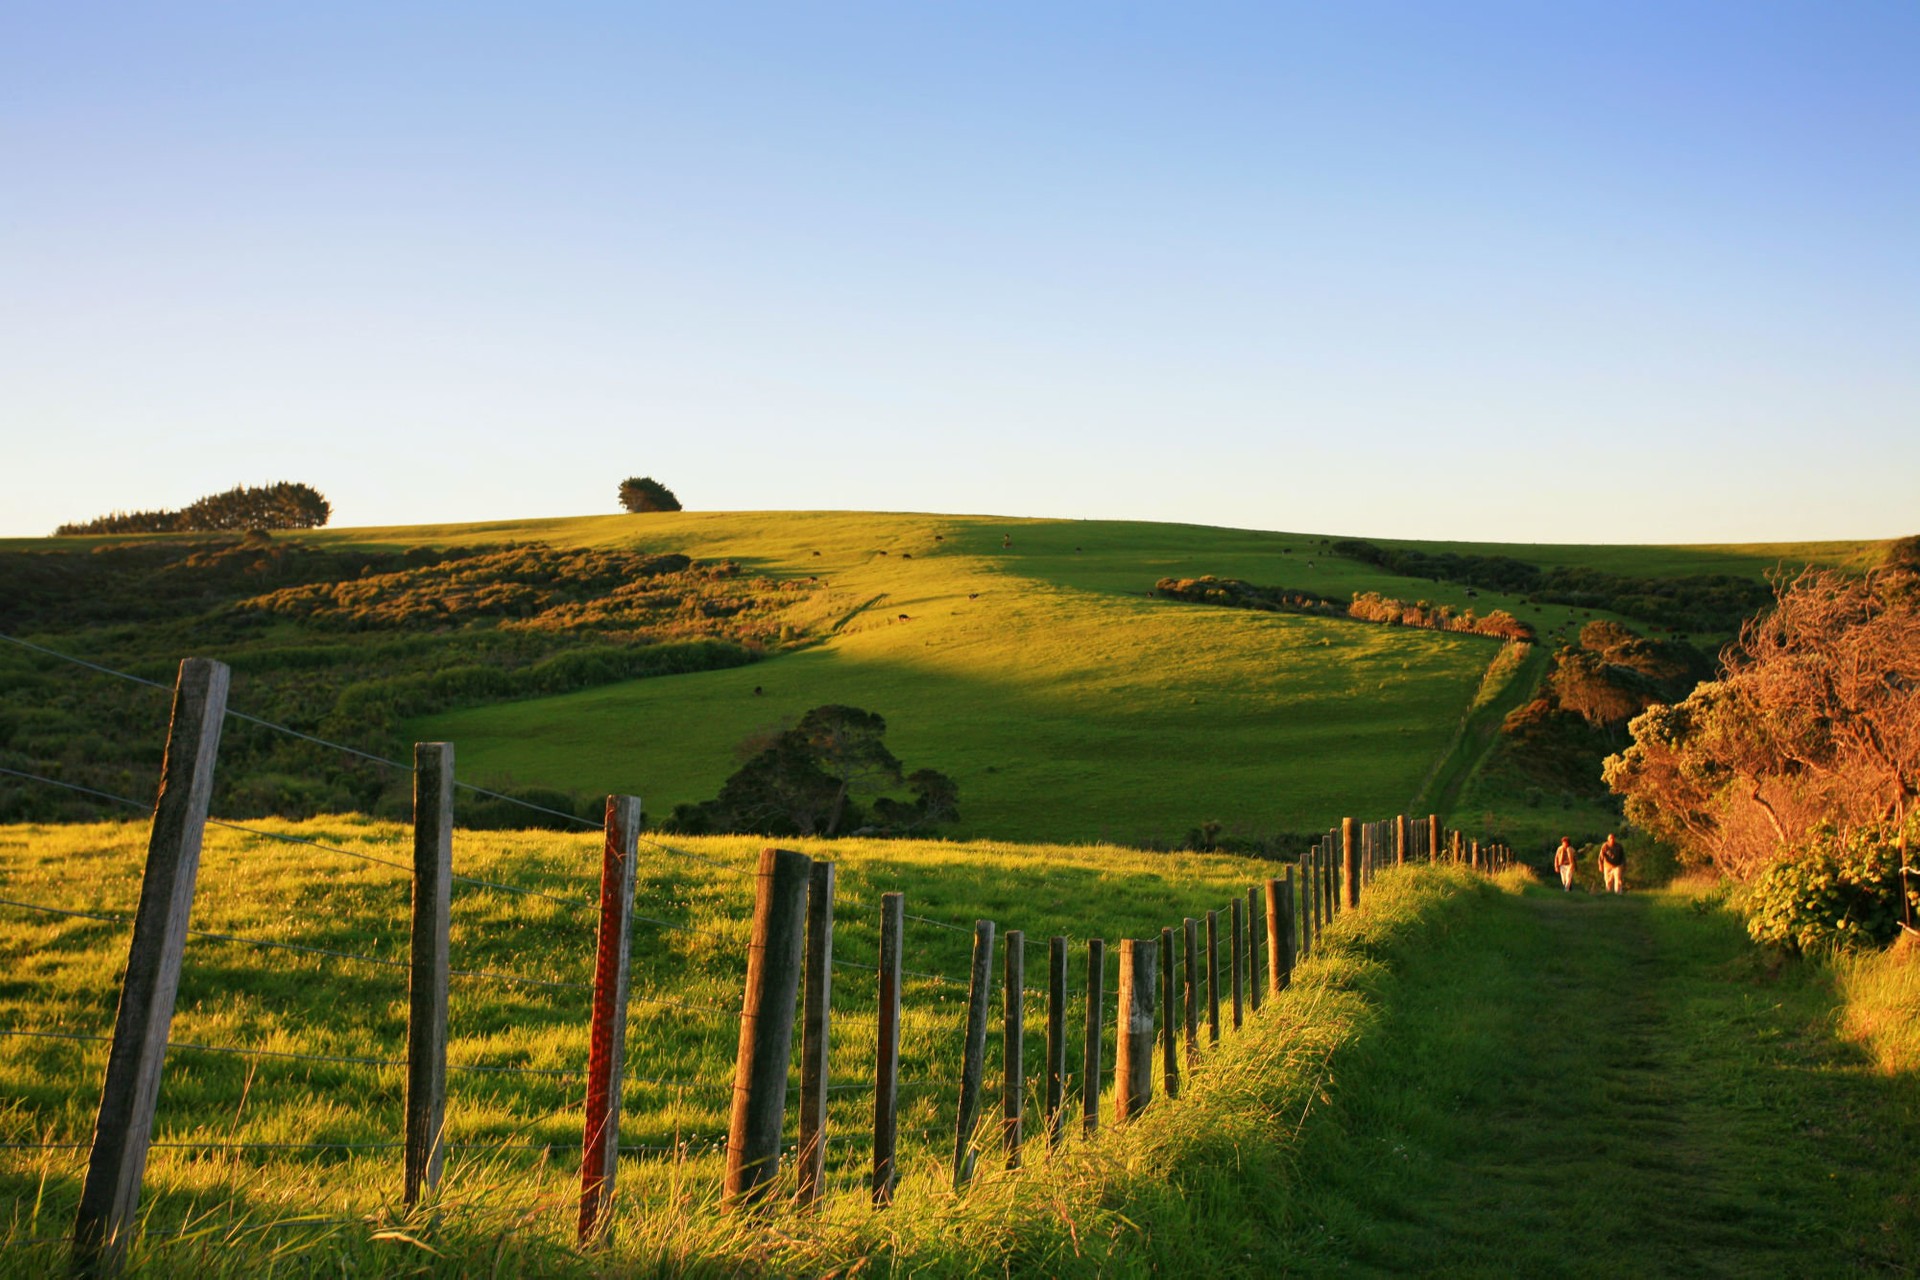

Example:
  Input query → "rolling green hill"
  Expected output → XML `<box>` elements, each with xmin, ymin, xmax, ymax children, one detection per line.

<box><xmin>2</xmin><ymin>510</ymin><xmax>1883</xmax><ymax>850</ymax></box>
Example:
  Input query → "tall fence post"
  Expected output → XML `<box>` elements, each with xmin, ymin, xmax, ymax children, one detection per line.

<box><xmin>796</xmin><ymin>860</ymin><xmax>836</xmax><ymax>1209</ymax></box>
<box><xmin>73</xmin><ymin>658</ymin><xmax>229</xmax><ymax>1277</ymax></box>
<box><xmin>1299</xmin><ymin>851</ymin><xmax>1315</xmax><ymax>958</ymax></box>
<box><xmin>404</xmin><ymin>741</ymin><xmax>454</xmax><ymax>1212</ymax></box>
<box><xmin>1115</xmin><ymin>939</ymin><xmax>1157</xmax><ymax>1123</ymax></box>
<box><xmin>1181</xmin><ymin>918</ymin><xmax>1199</xmax><ymax>1070</ymax></box>
<box><xmin>1230</xmin><ymin>897</ymin><xmax>1245</xmax><ymax>1031</ymax></box>
<box><xmin>1246</xmin><ymin>886</ymin><xmax>1262</xmax><ymax>1014</ymax></box>
<box><xmin>1429</xmin><ymin>813</ymin><xmax>1440</xmax><ymax>863</ymax></box>
<box><xmin>1046</xmin><ymin>935</ymin><xmax>1067</xmax><ymax>1150</ymax></box>
<box><xmin>1205</xmin><ymin>909</ymin><xmax>1221</xmax><ymax>1044</ymax></box>
<box><xmin>1083</xmin><ymin>939</ymin><xmax>1104</xmax><ymax>1138</ymax></box>
<box><xmin>1266</xmin><ymin>875</ymin><xmax>1290</xmax><ymax>994</ymax></box>
<box><xmin>873</xmin><ymin>892</ymin><xmax>904</xmax><ymax>1205</ymax></box>
<box><xmin>1159</xmin><ymin>926</ymin><xmax>1178</xmax><ymax>1099</ymax></box>
<box><xmin>579</xmin><ymin>794</ymin><xmax>643</xmax><ymax>1243</ymax></box>
<box><xmin>952</xmin><ymin>919</ymin><xmax>996</xmax><ymax>1190</ymax></box>
<box><xmin>1342</xmin><ymin>817</ymin><xmax>1360</xmax><ymax>911</ymax></box>
<box><xmin>1002</xmin><ymin>930</ymin><xmax>1024</xmax><ymax>1169</ymax></box>
<box><xmin>725</xmin><ymin>847</ymin><xmax>813</xmax><ymax>1209</ymax></box>
<box><xmin>1396</xmin><ymin>814</ymin><xmax>1409</xmax><ymax>868</ymax></box>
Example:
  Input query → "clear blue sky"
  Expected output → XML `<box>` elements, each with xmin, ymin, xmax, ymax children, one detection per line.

<box><xmin>4</xmin><ymin>3</ymin><xmax>1915</xmax><ymax>544</ymax></box>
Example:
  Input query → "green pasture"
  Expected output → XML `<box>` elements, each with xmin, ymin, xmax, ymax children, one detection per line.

<box><xmin>0</xmin><ymin>816</ymin><xmax>1281</xmax><ymax>1270</ymax></box>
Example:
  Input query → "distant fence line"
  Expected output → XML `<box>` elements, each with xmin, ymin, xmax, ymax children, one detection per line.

<box><xmin>1</xmin><ymin>646</ymin><xmax>1512</xmax><ymax>1276</ymax></box>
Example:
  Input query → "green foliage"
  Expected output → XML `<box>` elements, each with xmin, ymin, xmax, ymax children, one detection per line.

<box><xmin>53</xmin><ymin>482</ymin><xmax>331</xmax><ymax>536</ymax></box>
<box><xmin>1156</xmin><ymin>575</ymin><xmax>1535</xmax><ymax>640</ymax></box>
<box><xmin>666</xmin><ymin>705</ymin><xmax>957</xmax><ymax>837</ymax></box>
<box><xmin>1330</xmin><ymin>537</ymin><xmax>1774</xmax><ymax>633</ymax></box>
<box><xmin>1744</xmin><ymin>826</ymin><xmax>1909</xmax><ymax>953</ymax></box>
<box><xmin>617</xmin><ymin>475</ymin><xmax>682</xmax><ymax>513</ymax></box>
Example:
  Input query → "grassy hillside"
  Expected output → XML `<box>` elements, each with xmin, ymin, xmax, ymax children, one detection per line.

<box><xmin>3</xmin><ymin>510</ymin><xmax>1881</xmax><ymax>848</ymax></box>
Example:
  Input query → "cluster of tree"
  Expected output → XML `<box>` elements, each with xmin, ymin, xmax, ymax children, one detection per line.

<box><xmin>1154</xmin><ymin>576</ymin><xmax>1531</xmax><ymax>640</ymax></box>
<box><xmin>618</xmin><ymin>476</ymin><xmax>682</xmax><ymax>513</ymax></box>
<box><xmin>1604</xmin><ymin>565</ymin><xmax>1920</xmax><ymax>947</ymax></box>
<box><xmin>663</xmin><ymin>705</ymin><xmax>958</xmax><ymax>837</ymax></box>
<box><xmin>1492</xmin><ymin>621</ymin><xmax>1711</xmax><ymax>799</ymax></box>
<box><xmin>0</xmin><ymin>534</ymin><xmax>793</xmax><ymax>824</ymax></box>
<box><xmin>1329</xmin><ymin>538</ymin><xmax>1773</xmax><ymax>634</ymax></box>
<box><xmin>56</xmin><ymin>482</ymin><xmax>332</xmax><ymax>536</ymax></box>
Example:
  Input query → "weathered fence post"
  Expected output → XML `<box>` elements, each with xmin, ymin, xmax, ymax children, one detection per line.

<box><xmin>73</xmin><ymin>658</ymin><xmax>229</xmax><ymax>1277</ymax></box>
<box><xmin>1115</xmin><ymin>939</ymin><xmax>1157</xmax><ymax>1123</ymax></box>
<box><xmin>1300</xmin><ymin>851</ymin><xmax>1315</xmax><ymax>958</ymax></box>
<box><xmin>1083</xmin><ymin>939</ymin><xmax>1105</xmax><ymax>1138</ymax></box>
<box><xmin>1323</xmin><ymin>830</ymin><xmax>1338</xmax><ymax>917</ymax></box>
<box><xmin>1046</xmin><ymin>935</ymin><xmax>1067</xmax><ymax>1150</ymax></box>
<box><xmin>1181</xmin><ymin>918</ymin><xmax>1199</xmax><ymax>1070</ymax></box>
<box><xmin>1396</xmin><ymin>814</ymin><xmax>1409</xmax><ymax>868</ymax></box>
<box><xmin>1205</xmin><ymin>910</ymin><xmax>1221</xmax><ymax>1044</ymax></box>
<box><xmin>1472</xmin><ymin>838</ymin><xmax>1481</xmax><ymax>871</ymax></box>
<box><xmin>1342</xmin><ymin>817</ymin><xmax>1360</xmax><ymax>911</ymax></box>
<box><xmin>404</xmin><ymin>741</ymin><xmax>454</xmax><ymax>1212</ymax></box>
<box><xmin>1429</xmin><ymin>813</ymin><xmax>1440</xmax><ymax>863</ymax></box>
<box><xmin>1246</xmin><ymin>886</ymin><xmax>1262</xmax><ymax>1014</ymax></box>
<box><xmin>1266</xmin><ymin>875</ymin><xmax>1291</xmax><ymax>994</ymax></box>
<box><xmin>1159</xmin><ymin>926</ymin><xmax>1179</xmax><ymax>1099</ymax></box>
<box><xmin>1229</xmin><ymin>897</ymin><xmax>1245</xmax><ymax>1031</ymax></box>
<box><xmin>796</xmin><ymin>859</ymin><xmax>836</xmax><ymax>1209</ymax></box>
<box><xmin>952</xmin><ymin>919</ymin><xmax>996</xmax><ymax>1189</ymax></box>
<box><xmin>725</xmin><ymin>847</ymin><xmax>812</xmax><ymax>1209</ymax></box>
<box><xmin>579</xmin><ymin>794</ymin><xmax>643</xmax><ymax>1242</ymax></box>
<box><xmin>873</xmin><ymin>892</ymin><xmax>904</xmax><ymax>1205</ymax></box>
<box><xmin>1002</xmin><ymin>930</ymin><xmax>1024</xmax><ymax>1169</ymax></box>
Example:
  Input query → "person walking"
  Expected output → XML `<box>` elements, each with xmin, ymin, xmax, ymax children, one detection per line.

<box><xmin>1553</xmin><ymin>837</ymin><xmax>1577</xmax><ymax>891</ymax></box>
<box><xmin>1597</xmin><ymin>833</ymin><xmax>1627</xmax><ymax>894</ymax></box>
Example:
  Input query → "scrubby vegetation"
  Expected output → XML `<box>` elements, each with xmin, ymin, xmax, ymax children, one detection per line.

<box><xmin>1329</xmin><ymin>537</ymin><xmax>1774</xmax><ymax>634</ymax></box>
<box><xmin>0</xmin><ymin>536</ymin><xmax>821</xmax><ymax>822</ymax></box>
<box><xmin>53</xmin><ymin>481</ymin><xmax>332</xmax><ymax>536</ymax></box>
<box><xmin>1155</xmin><ymin>575</ymin><xmax>1533</xmax><ymax>640</ymax></box>
<box><xmin>617</xmin><ymin>475</ymin><xmax>681</xmax><ymax>513</ymax></box>
<box><xmin>1607</xmin><ymin>565</ymin><xmax>1920</xmax><ymax>944</ymax></box>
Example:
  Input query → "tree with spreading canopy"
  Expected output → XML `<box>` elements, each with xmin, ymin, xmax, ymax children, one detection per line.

<box><xmin>618</xmin><ymin>476</ymin><xmax>682</xmax><ymax>513</ymax></box>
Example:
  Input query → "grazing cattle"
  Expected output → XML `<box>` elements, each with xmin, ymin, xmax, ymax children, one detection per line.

<box><xmin>877</xmin><ymin>550</ymin><xmax>888</xmax><ymax>556</ymax></box>
<box><xmin>898</xmin><ymin>613</ymin><xmax>912</xmax><ymax>622</ymax></box>
<box><xmin>1002</xmin><ymin>535</ymin><xmax>1012</xmax><ymax>548</ymax></box>
<box><xmin>901</xmin><ymin>553</ymin><xmax>912</xmax><ymax>559</ymax></box>
<box><xmin>934</xmin><ymin>534</ymin><xmax>944</xmax><ymax>541</ymax></box>
<box><xmin>968</xmin><ymin>593</ymin><xmax>979</xmax><ymax>600</ymax></box>
<box><xmin>811</xmin><ymin>550</ymin><xmax>821</xmax><ymax>556</ymax></box>
<box><xmin>753</xmin><ymin>685</ymin><xmax>764</xmax><ymax>696</ymax></box>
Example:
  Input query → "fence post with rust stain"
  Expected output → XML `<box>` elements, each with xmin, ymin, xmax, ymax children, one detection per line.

<box><xmin>579</xmin><ymin>794</ymin><xmax>643</xmax><ymax>1242</ymax></box>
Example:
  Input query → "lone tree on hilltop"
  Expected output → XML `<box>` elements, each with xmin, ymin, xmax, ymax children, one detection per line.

<box><xmin>618</xmin><ymin>476</ymin><xmax>682</xmax><ymax>513</ymax></box>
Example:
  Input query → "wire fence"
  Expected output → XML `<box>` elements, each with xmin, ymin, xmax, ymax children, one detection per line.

<box><xmin>0</xmin><ymin>634</ymin><xmax>1504</xmax><ymax>1264</ymax></box>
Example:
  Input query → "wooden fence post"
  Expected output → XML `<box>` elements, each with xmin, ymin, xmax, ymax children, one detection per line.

<box><xmin>1181</xmin><ymin>918</ymin><xmax>1199</xmax><ymax>1070</ymax></box>
<box><xmin>1046</xmin><ymin>935</ymin><xmax>1067</xmax><ymax>1150</ymax></box>
<box><xmin>1324</xmin><ymin>830</ymin><xmax>1338</xmax><ymax>917</ymax></box>
<box><xmin>1115</xmin><ymin>939</ymin><xmax>1157</xmax><ymax>1123</ymax></box>
<box><xmin>1428</xmin><ymin>813</ymin><xmax>1440</xmax><ymax>863</ymax></box>
<box><xmin>873</xmin><ymin>892</ymin><xmax>903</xmax><ymax>1205</ymax></box>
<box><xmin>579</xmin><ymin>794</ymin><xmax>643</xmax><ymax>1242</ymax></box>
<box><xmin>1265</xmin><ymin>875</ymin><xmax>1290</xmax><ymax>994</ymax></box>
<box><xmin>1083</xmin><ymin>939</ymin><xmax>1104</xmax><ymax>1138</ymax></box>
<box><xmin>1396</xmin><ymin>814</ymin><xmax>1409</xmax><ymax>868</ymax></box>
<box><xmin>73</xmin><ymin>658</ymin><xmax>229</xmax><ymax>1277</ymax></box>
<box><xmin>1205</xmin><ymin>910</ymin><xmax>1221</xmax><ymax>1044</ymax></box>
<box><xmin>796</xmin><ymin>860</ymin><xmax>836</xmax><ymax>1209</ymax></box>
<box><xmin>1158</xmin><ymin>927</ymin><xmax>1178</xmax><ymax>1099</ymax></box>
<box><xmin>1342</xmin><ymin>817</ymin><xmax>1359</xmax><ymax>911</ymax></box>
<box><xmin>952</xmin><ymin>919</ymin><xmax>996</xmax><ymax>1190</ymax></box>
<box><xmin>725</xmin><ymin>847</ymin><xmax>812</xmax><ymax>1209</ymax></box>
<box><xmin>1299</xmin><ymin>850</ymin><xmax>1315</xmax><ymax>958</ymax></box>
<box><xmin>1002</xmin><ymin>930</ymin><xmax>1024</xmax><ymax>1169</ymax></box>
<box><xmin>1230</xmin><ymin>897</ymin><xmax>1245</xmax><ymax>1031</ymax></box>
<box><xmin>404</xmin><ymin>742</ymin><xmax>454</xmax><ymax>1211</ymax></box>
<box><xmin>1246</xmin><ymin>886</ymin><xmax>1262</xmax><ymax>1014</ymax></box>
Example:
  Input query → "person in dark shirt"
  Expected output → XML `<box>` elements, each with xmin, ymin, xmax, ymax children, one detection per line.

<box><xmin>1597</xmin><ymin>833</ymin><xmax>1626</xmax><ymax>894</ymax></box>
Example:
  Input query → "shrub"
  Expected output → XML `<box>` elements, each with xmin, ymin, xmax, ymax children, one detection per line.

<box><xmin>1744</xmin><ymin>826</ymin><xmax>1908</xmax><ymax>953</ymax></box>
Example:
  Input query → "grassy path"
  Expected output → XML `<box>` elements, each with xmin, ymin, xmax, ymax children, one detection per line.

<box><xmin>1311</xmin><ymin>883</ymin><xmax>1920</xmax><ymax>1277</ymax></box>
